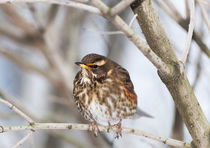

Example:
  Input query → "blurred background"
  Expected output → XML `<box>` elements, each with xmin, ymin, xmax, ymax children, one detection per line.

<box><xmin>0</xmin><ymin>0</ymin><xmax>209</xmax><ymax>148</ymax></box>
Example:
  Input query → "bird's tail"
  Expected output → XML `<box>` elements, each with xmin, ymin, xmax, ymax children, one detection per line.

<box><xmin>133</xmin><ymin>108</ymin><xmax>153</xmax><ymax>119</ymax></box>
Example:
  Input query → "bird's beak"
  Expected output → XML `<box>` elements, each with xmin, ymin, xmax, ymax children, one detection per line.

<box><xmin>75</xmin><ymin>62</ymin><xmax>89</xmax><ymax>69</ymax></box>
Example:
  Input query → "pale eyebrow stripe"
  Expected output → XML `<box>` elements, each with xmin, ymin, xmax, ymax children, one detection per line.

<box><xmin>94</xmin><ymin>60</ymin><xmax>106</xmax><ymax>66</ymax></box>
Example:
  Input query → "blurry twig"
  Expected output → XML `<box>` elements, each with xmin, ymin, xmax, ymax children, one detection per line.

<box><xmin>45</xmin><ymin>4</ymin><xmax>59</xmax><ymax>27</ymax></box>
<box><xmin>163</xmin><ymin>0</ymin><xmax>183</xmax><ymax>20</ymax></box>
<box><xmin>154</xmin><ymin>0</ymin><xmax>210</xmax><ymax>58</ymax></box>
<box><xmin>0</xmin><ymin>89</ymin><xmax>190</xmax><ymax>148</ymax></box>
<box><xmin>27</xmin><ymin>4</ymin><xmax>44</xmax><ymax>30</ymax></box>
<box><xmin>1</xmin><ymin>4</ymin><xmax>36</xmax><ymax>34</ymax></box>
<box><xmin>181</xmin><ymin>0</ymin><xmax>195</xmax><ymax>63</ymax></box>
<box><xmin>154</xmin><ymin>0</ymin><xmax>181</xmax><ymax>23</ymax></box>
<box><xmin>84</xmin><ymin>14</ymin><xmax>137</xmax><ymax>35</ymax></box>
<box><xmin>90</xmin><ymin>0</ymin><xmax>170</xmax><ymax>72</ymax></box>
<box><xmin>0</xmin><ymin>89</ymin><xmax>40</xmax><ymax>121</ymax></box>
<box><xmin>84</xmin><ymin>29</ymin><xmax>123</xmax><ymax>35</ymax></box>
<box><xmin>43</xmin><ymin>34</ymin><xmax>72</xmax><ymax>96</ymax></box>
<box><xmin>0</xmin><ymin>0</ymin><xmax>101</xmax><ymax>15</ymax></box>
<box><xmin>192</xmin><ymin>52</ymin><xmax>202</xmax><ymax>90</ymax></box>
<box><xmin>128</xmin><ymin>14</ymin><xmax>137</xmax><ymax>27</ymax></box>
<box><xmin>199</xmin><ymin>0</ymin><xmax>210</xmax><ymax>6</ymax></box>
<box><xmin>0</xmin><ymin>90</ymin><xmax>35</xmax><ymax>148</ymax></box>
<box><xmin>0</xmin><ymin>123</ymin><xmax>191</xmax><ymax>148</ymax></box>
<box><xmin>1</xmin><ymin>0</ymin><xmax>171</xmax><ymax>74</ymax></box>
<box><xmin>12</xmin><ymin>131</ymin><xmax>34</xmax><ymax>148</ymax></box>
<box><xmin>0</xmin><ymin>46</ymin><xmax>50</xmax><ymax>78</ymax></box>
<box><xmin>0</xmin><ymin>92</ymin><xmax>34</xmax><ymax>123</ymax></box>
<box><xmin>110</xmin><ymin>0</ymin><xmax>135</xmax><ymax>16</ymax></box>
<box><xmin>197</xmin><ymin>0</ymin><xmax>210</xmax><ymax>33</ymax></box>
<box><xmin>185</xmin><ymin>0</ymin><xmax>190</xmax><ymax>19</ymax></box>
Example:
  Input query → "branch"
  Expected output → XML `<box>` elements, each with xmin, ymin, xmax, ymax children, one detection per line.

<box><xmin>0</xmin><ymin>90</ymin><xmax>36</xmax><ymax>148</ymax></box>
<box><xmin>154</xmin><ymin>0</ymin><xmax>210</xmax><ymax>58</ymax></box>
<box><xmin>1</xmin><ymin>4</ymin><xmax>36</xmax><ymax>34</ymax></box>
<box><xmin>110</xmin><ymin>0</ymin><xmax>135</xmax><ymax>16</ymax></box>
<box><xmin>0</xmin><ymin>96</ymin><xmax>34</xmax><ymax>124</ymax></box>
<box><xmin>197</xmin><ymin>0</ymin><xmax>210</xmax><ymax>33</ymax></box>
<box><xmin>0</xmin><ymin>0</ymin><xmax>101</xmax><ymax>15</ymax></box>
<box><xmin>84</xmin><ymin>14</ymin><xmax>137</xmax><ymax>35</ymax></box>
<box><xmin>0</xmin><ymin>46</ymin><xmax>49</xmax><ymax>79</ymax></box>
<box><xmin>11</xmin><ymin>131</ymin><xmax>34</xmax><ymax>148</ymax></box>
<box><xmin>0</xmin><ymin>0</ymin><xmax>170</xmax><ymax>75</ymax></box>
<box><xmin>90</xmin><ymin>0</ymin><xmax>171</xmax><ymax>75</ymax></box>
<box><xmin>130</xmin><ymin>0</ymin><xmax>209</xmax><ymax>147</ymax></box>
<box><xmin>0</xmin><ymin>88</ymin><xmax>190</xmax><ymax>148</ymax></box>
<box><xmin>0</xmin><ymin>123</ymin><xmax>191</xmax><ymax>148</ymax></box>
<box><xmin>181</xmin><ymin>0</ymin><xmax>195</xmax><ymax>63</ymax></box>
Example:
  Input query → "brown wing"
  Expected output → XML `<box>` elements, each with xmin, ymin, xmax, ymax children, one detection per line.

<box><xmin>114</xmin><ymin>65</ymin><xmax>137</xmax><ymax>100</ymax></box>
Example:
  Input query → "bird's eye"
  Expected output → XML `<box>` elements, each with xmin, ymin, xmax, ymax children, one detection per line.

<box><xmin>89</xmin><ymin>65</ymin><xmax>98</xmax><ymax>68</ymax></box>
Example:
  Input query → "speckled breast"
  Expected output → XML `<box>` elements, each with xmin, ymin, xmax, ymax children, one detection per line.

<box><xmin>73</xmin><ymin>76</ymin><xmax>137</xmax><ymax>125</ymax></box>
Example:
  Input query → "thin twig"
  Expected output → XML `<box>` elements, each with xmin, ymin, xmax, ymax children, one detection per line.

<box><xmin>1</xmin><ymin>4</ymin><xmax>36</xmax><ymax>34</ymax></box>
<box><xmin>163</xmin><ymin>0</ymin><xmax>183</xmax><ymax>20</ymax></box>
<box><xmin>0</xmin><ymin>0</ymin><xmax>101</xmax><ymax>15</ymax></box>
<box><xmin>154</xmin><ymin>0</ymin><xmax>210</xmax><ymax>58</ymax></box>
<box><xmin>84</xmin><ymin>28</ymin><xmax>123</xmax><ymax>35</ymax></box>
<box><xmin>0</xmin><ymin>123</ymin><xmax>191</xmax><ymax>148</ymax></box>
<box><xmin>0</xmin><ymin>88</ymin><xmax>39</xmax><ymax>121</ymax></box>
<box><xmin>110</xmin><ymin>0</ymin><xmax>135</xmax><ymax>16</ymax></box>
<box><xmin>155</xmin><ymin>0</ymin><xmax>180</xmax><ymax>22</ymax></box>
<box><xmin>197</xmin><ymin>0</ymin><xmax>210</xmax><ymax>33</ymax></box>
<box><xmin>84</xmin><ymin>13</ymin><xmax>137</xmax><ymax>35</ymax></box>
<box><xmin>181</xmin><ymin>0</ymin><xmax>195</xmax><ymax>63</ymax></box>
<box><xmin>90</xmin><ymin>0</ymin><xmax>171</xmax><ymax>75</ymax></box>
<box><xmin>128</xmin><ymin>14</ymin><xmax>137</xmax><ymax>27</ymax></box>
<box><xmin>0</xmin><ymin>89</ymin><xmax>190</xmax><ymax>148</ymax></box>
<box><xmin>0</xmin><ymin>90</ymin><xmax>35</xmax><ymax>148</ymax></box>
<box><xmin>43</xmin><ymin>33</ymin><xmax>72</xmax><ymax>93</ymax></box>
<box><xmin>11</xmin><ymin>131</ymin><xmax>34</xmax><ymax>148</ymax></box>
<box><xmin>0</xmin><ymin>46</ymin><xmax>49</xmax><ymax>78</ymax></box>
<box><xmin>199</xmin><ymin>0</ymin><xmax>210</xmax><ymax>6</ymax></box>
<box><xmin>192</xmin><ymin>51</ymin><xmax>202</xmax><ymax>90</ymax></box>
<box><xmin>0</xmin><ymin>97</ymin><xmax>34</xmax><ymax>124</ymax></box>
<box><xmin>185</xmin><ymin>0</ymin><xmax>190</xmax><ymax>19</ymax></box>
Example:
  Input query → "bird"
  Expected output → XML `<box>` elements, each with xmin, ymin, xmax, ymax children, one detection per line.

<box><xmin>73</xmin><ymin>53</ymin><xmax>152</xmax><ymax>138</ymax></box>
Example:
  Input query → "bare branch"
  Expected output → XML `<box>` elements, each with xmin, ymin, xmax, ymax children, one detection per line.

<box><xmin>163</xmin><ymin>0</ymin><xmax>183</xmax><ymax>20</ymax></box>
<box><xmin>90</xmin><ymin>0</ymin><xmax>171</xmax><ymax>75</ymax></box>
<box><xmin>181</xmin><ymin>0</ymin><xmax>195</xmax><ymax>63</ymax></box>
<box><xmin>0</xmin><ymin>46</ymin><xmax>49</xmax><ymax>78</ymax></box>
<box><xmin>0</xmin><ymin>123</ymin><xmax>191</xmax><ymax>148</ymax></box>
<box><xmin>0</xmin><ymin>87</ymin><xmax>191</xmax><ymax>148</ymax></box>
<box><xmin>0</xmin><ymin>0</ymin><xmax>101</xmax><ymax>15</ymax></box>
<box><xmin>1</xmin><ymin>4</ymin><xmax>36</xmax><ymax>34</ymax></box>
<box><xmin>154</xmin><ymin>0</ymin><xmax>210</xmax><ymax>58</ymax></box>
<box><xmin>110</xmin><ymin>0</ymin><xmax>135</xmax><ymax>16</ymax></box>
<box><xmin>197</xmin><ymin>0</ymin><xmax>210</xmax><ymax>33</ymax></box>
<box><xmin>185</xmin><ymin>0</ymin><xmax>190</xmax><ymax>19</ymax></box>
<box><xmin>128</xmin><ymin>14</ymin><xmax>137</xmax><ymax>27</ymax></box>
<box><xmin>12</xmin><ymin>131</ymin><xmax>34</xmax><ymax>148</ymax></box>
<box><xmin>84</xmin><ymin>14</ymin><xmax>137</xmax><ymax>35</ymax></box>
<box><xmin>43</xmin><ymin>34</ymin><xmax>72</xmax><ymax>93</ymax></box>
<box><xmin>0</xmin><ymin>94</ymin><xmax>34</xmax><ymax>123</ymax></box>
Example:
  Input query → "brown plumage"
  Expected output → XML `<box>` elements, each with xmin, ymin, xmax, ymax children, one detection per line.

<box><xmin>73</xmin><ymin>53</ymin><xmax>150</xmax><ymax>138</ymax></box>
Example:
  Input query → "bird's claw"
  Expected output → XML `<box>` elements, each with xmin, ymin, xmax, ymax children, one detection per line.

<box><xmin>114</xmin><ymin>120</ymin><xmax>122</xmax><ymax>139</ymax></box>
<box><xmin>108</xmin><ymin>120</ymin><xmax>122</xmax><ymax>139</ymax></box>
<box><xmin>88</xmin><ymin>121</ymin><xmax>100</xmax><ymax>136</ymax></box>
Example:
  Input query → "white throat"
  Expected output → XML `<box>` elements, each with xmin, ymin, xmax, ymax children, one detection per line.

<box><xmin>81</xmin><ymin>69</ymin><xmax>91</xmax><ymax>84</ymax></box>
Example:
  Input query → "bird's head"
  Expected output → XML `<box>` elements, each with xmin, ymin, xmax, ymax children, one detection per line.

<box><xmin>75</xmin><ymin>53</ymin><xmax>115</xmax><ymax>81</ymax></box>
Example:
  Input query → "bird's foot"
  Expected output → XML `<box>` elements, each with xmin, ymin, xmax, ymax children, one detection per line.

<box><xmin>107</xmin><ymin>121</ymin><xmax>111</xmax><ymax>133</ymax></box>
<box><xmin>88</xmin><ymin>121</ymin><xmax>100</xmax><ymax>136</ymax></box>
<box><xmin>113</xmin><ymin>120</ymin><xmax>122</xmax><ymax>139</ymax></box>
